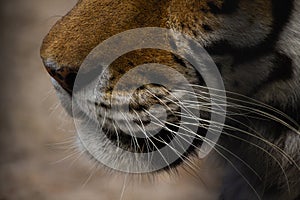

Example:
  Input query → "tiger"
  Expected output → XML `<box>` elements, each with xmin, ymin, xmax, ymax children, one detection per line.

<box><xmin>40</xmin><ymin>0</ymin><xmax>300</xmax><ymax>199</ymax></box>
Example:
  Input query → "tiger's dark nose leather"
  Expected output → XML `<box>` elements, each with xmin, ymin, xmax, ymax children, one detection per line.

<box><xmin>43</xmin><ymin>60</ymin><xmax>78</xmax><ymax>94</ymax></box>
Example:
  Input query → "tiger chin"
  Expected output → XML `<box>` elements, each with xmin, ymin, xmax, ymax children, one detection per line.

<box><xmin>41</xmin><ymin>1</ymin><xmax>300</xmax><ymax>200</ymax></box>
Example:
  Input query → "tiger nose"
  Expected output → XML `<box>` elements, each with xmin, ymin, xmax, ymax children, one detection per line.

<box><xmin>42</xmin><ymin>59</ymin><xmax>78</xmax><ymax>94</ymax></box>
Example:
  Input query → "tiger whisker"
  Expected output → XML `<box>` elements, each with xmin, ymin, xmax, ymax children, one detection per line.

<box><xmin>120</xmin><ymin>111</ymin><xmax>141</xmax><ymax>152</ymax></box>
<box><xmin>182</xmin><ymin>102</ymin><xmax>270</xmax><ymax>122</ymax></box>
<box><xmin>119</xmin><ymin>173</ymin><xmax>129</xmax><ymax>200</ymax></box>
<box><xmin>173</xmin><ymin>110</ymin><xmax>300</xmax><ymax>171</ymax></box>
<box><xmin>161</xmin><ymin>88</ymin><xmax>294</xmax><ymax>193</ymax></box>
<box><xmin>80</xmin><ymin>160</ymin><xmax>99</xmax><ymax>189</ymax></box>
<box><xmin>49</xmin><ymin>101</ymin><xmax>62</xmax><ymax>118</ymax></box>
<box><xmin>166</xmin><ymin>115</ymin><xmax>292</xmax><ymax>193</ymax></box>
<box><xmin>112</xmin><ymin>121</ymin><xmax>121</xmax><ymax>148</ymax></box>
<box><xmin>41</xmin><ymin>88</ymin><xmax>56</xmax><ymax>103</ymax></box>
<box><xmin>143</xmin><ymin>89</ymin><xmax>214</xmax><ymax>171</ymax></box>
<box><xmin>68</xmin><ymin>150</ymin><xmax>86</xmax><ymax>168</ymax></box>
<box><xmin>159</xmin><ymin>118</ymin><xmax>262</xmax><ymax>180</ymax></box>
<box><xmin>143</xmin><ymin>109</ymin><xmax>201</xmax><ymax>171</ymax></box>
<box><xmin>182</xmin><ymin>85</ymin><xmax>299</xmax><ymax>128</ymax></box>
<box><xmin>128</xmin><ymin>108</ymin><xmax>175</xmax><ymax>171</ymax></box>
<box><xmin>46</xmin><ymin>136</ymin><xmax>77</xmax><ymax>147</ymax></box>
<box><xmin>145</xmin><ymin>88</ymin><xmax>201</xmax><ymax>125</ymax></box>
<box><xmin>173</xmin><ymin>89</ymin><xmax>300</xmax><ymax>146</ymax></box>
<box><xmin>165</xmin><ymin>119</ymin><xmax>290</xmax><ymax>199</ymax></box>
<box><xmin>145</xmin><ymin>86</ymin><xmax>296</xmax><ymax>187</ymax></box>
<box><xmin>51</xmin><ymin>150</ymin><xmax>81</xmax><ymax>165</ymax></box>
<box><xmin>132</xmin><ymin>109</ymin><xmax>153</xmax><ymax>165</ymax></box>
<box><xmin>186</xmin><ymin>98</ymin><xmax>300</xmax><ymax>136</ymax></box>
<box><xmin>151</xmin><ymin>117</ymin><xmax>262</xmax><ymax>199</ymax></box>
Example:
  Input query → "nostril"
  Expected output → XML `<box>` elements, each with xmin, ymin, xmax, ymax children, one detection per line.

<box><xmin>42</xmin><ymin>59</ymin><xmax>78</xmax><ymax>94</ymax></box>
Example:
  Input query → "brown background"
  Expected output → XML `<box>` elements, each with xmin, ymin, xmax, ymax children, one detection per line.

<box><xmin>0</xmin><ymin>1</ymin><xmax>221</xmax><ymax>199</ymax></box>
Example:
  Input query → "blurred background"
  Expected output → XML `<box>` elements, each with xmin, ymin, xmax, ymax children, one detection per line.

<box><xmin>0</xmin><ymin>1</ymin><xmax>221</xmax><ymax>199</ymax></box>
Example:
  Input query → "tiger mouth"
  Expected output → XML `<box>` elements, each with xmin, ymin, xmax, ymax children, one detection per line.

<box><xmin>100</xmin><ymin>111</ymin><xmax>204</xmax><ymax>154</ymax></box>
<box><xmin>92</xmin><ymin>99</ymin><xmax>200</xmax><ymax>150</ymax></box>
<box><xmin>89</xmin><ymin>100</ymin><xmax>206</xmax><ymax>170</ymax></box>
<box><xmin>69</xmin><ymin>75</ymin><xmax>213</xmax><ymax>168</ymax></box>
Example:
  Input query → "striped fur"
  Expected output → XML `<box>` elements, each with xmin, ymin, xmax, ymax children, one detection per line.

<box><xmin>41</xmin><ymin>1</ymin><xmax>300</xmax><ymax>199</ymax></box>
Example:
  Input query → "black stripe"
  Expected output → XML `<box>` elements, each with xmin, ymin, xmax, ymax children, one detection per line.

<box><xmin>250</xmin><ymin>52</ymin><xmax>293</xmax><ymax>96</ymax></box>
<box><xmin>208</xmin><ymin>0</ymin><xmax>240</xmax><ymax>14</ymax></box>
<box><xmin>267</xmin><ymin>52</ymin><xmax>293</xmax><ymax>82</ymax></box>
<box><xmin>205</xmin><ymin>0</ymin><xmax>294</xmax><ymax>65</ymax></box>
<box><xmin>172</xmin><ymin>54</ymin><xmax>188</xmax><ymax>68</ymax></box>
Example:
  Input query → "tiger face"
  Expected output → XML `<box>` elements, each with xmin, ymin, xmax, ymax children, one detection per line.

<box><xmin>41</xmin><ymin>0</ymin><xmax>300</xmax><ymax>199</ymax></box>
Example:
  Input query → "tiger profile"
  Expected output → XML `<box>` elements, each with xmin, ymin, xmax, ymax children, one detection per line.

<box><xmin>41</xmin><ymin>1</ymin><xmax>300</xmax><ymax>199</ymax></box>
